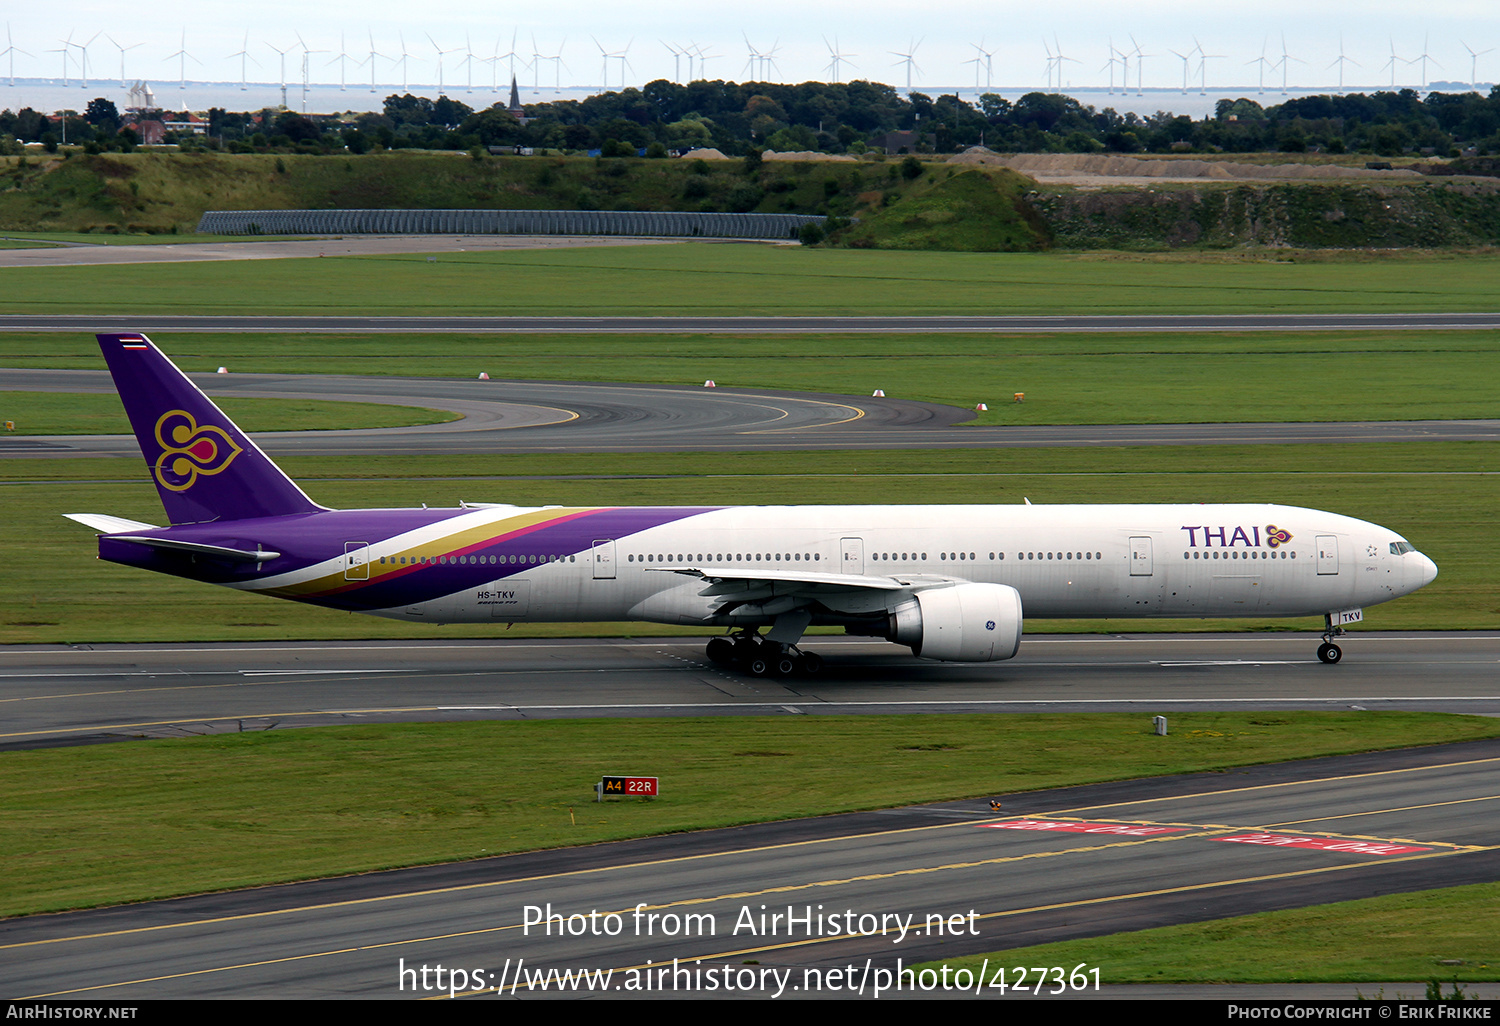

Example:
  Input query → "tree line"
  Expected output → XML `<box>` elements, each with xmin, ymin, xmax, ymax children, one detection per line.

<box><xmin>4</xmin><ymin>81</ymin><xmax>1500</xmax><ymax>158</ymax></box>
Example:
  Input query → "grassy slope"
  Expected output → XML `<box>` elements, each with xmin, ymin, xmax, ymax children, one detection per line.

<box><xmin>4</xmin><ymin>712</ymin><xmax>1497</xmax><ymax>916</ymax></box>
<box><xmin>920</xmin><ymin>883</ymin><xmax>1500</xmax><ymax>984</ymax></box>
<box><xmin>2</xmin><ymin>445</ymin><xmax>1490</xmax><ymax>644</ymax></box>
<box><xmin>5</xmin><ymin>329</ymin><xmax>1498</xmax><ymax>426</ymax></box>
<box><xmin>3</xmin><ymin>244</ymin><xmax>1500</xmax><ymax>315</ymax></box>
<box><xmin>0</xmin><ymin>151</ymin><xmax>900</xmax><ymax>234</ymax></box>
<box><xmin>830</xmin><ymin>167</ymin><xmax>1050</xmax><ymax>251</ymax></box>
<box><xmin>0</xmin><ymin>392</ymin><xmax>457</xmax><ymax>434</ymax></box>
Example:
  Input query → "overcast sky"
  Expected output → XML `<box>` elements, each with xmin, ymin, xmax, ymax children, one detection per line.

<box><xmin>7</xmin><ymin>2</ymin><xmax>1499</xmax><ymax>93</ymax></box>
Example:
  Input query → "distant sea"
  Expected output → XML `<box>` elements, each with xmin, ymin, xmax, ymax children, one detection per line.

<box><xmin>2</xmin><ymin>79</ymin><xmax>1491</xmax><ymax>123</ymax></box>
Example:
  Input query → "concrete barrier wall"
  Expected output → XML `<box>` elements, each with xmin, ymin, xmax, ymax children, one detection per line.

<box><xmin>196</xmin><ymin>209</ymin><xmax>831</xmax><ymax>239</ymax></box>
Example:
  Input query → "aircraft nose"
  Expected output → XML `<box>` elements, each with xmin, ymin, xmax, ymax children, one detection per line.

<box><xmin>1413</xmin><ymin>553</ymin><xmax>1438</xmax><ymax>589</ymax></box>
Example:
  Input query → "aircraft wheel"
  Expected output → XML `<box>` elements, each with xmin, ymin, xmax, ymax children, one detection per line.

<box><xmin>775</xmin><ymin>655</ymin><xmax>798</xmax><ymax>676</ymax></box>
<box><xmin>1317</xmin><ymin>643</ymin><xmax>1342</xmax><ymax>664</ymax></box>
<box><xmin>800</xmin><ymin>652</ymin><xmax>824</xmax><ymax>676</ymax></box>
<box><xmin>706</xmin><ymin>638</ymin><xmax>735</xmax><ymax>665</ymax></box>
<box><xmin>748</xmin><ymin>655</ymin><xmax>772</xmax><ymax>677</ymax></box>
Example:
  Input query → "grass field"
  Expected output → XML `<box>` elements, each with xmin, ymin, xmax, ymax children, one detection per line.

<box><xmin>3</xmin><ymin>244</ymin><xmax>1500</xmax><ymax>315</ymax></box>
<box><xmin>3</xmin><ymin>712</ymin><xmax>1496</xmax><ymax>917</ymax></box>
<box><xmin>919</xmin><ymin>883</ymin><xmax>1500</xmax><ymax>985</ymax></box>
<box><xmin>5</xmin><ymin>329</ymin><xmax>1499</xmax><ymax>427</ymax></box>
<box><xmin>2</xmin><ymin>444</ymin><xmax>1490</xmax><ymax>644</ymax></box>
<box><xmin>0</xmin><ymin>392</ymin><xmax>456</xmax><ymax>435</ymax></box>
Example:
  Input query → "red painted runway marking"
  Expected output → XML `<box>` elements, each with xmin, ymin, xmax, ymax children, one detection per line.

<box><xmin>1216</xmin><ymin>833</ymin><xmax>1431</xmax><ymax>855</ymax></box>
<box><xmin>981</xmin><ymin>819</ymin><xmax>1190</xmax><ymax>837</ymax></box>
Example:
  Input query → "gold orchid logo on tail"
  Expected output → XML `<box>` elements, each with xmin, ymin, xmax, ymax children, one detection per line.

<box><xmin>152</xmin><ymin>410</ymin><xmax>243</xmax><ymax>491</ymax></box>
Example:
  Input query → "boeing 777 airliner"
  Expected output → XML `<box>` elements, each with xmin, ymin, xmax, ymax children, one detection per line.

<box><xmin>67</xmin><ymin>333</ymin><xmax>1438</xmax><ymax>674</ymax></box>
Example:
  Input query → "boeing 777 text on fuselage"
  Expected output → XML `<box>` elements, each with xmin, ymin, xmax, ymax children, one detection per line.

<box><xmin>67</xmin><ymin>334</ymin><xmax>1438</xmax><ymax>673</ymax></box>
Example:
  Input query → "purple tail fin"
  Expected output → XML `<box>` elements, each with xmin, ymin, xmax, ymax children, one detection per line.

<box><xmin>96</xmin><ymin>333</ymin><xmax>325</xmax><ymax>524</ymax></box>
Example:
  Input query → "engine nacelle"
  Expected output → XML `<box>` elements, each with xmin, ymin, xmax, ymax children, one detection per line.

<box><xmin>889</xmin><ymin>583</ymin><xmax>1023</xmax><ymax>662</ymax></box>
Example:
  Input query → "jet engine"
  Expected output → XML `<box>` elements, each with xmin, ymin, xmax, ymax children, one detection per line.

<box><xmin>888</xmin><ymin>583</ymin><xmax>1023</xmax><ymax>662</ymax></box>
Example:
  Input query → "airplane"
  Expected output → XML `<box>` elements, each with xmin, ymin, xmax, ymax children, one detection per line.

<box><xmin>67</xmin><ymin>333</ymin><xmax>1438</xmax><ymax>674</ymax></box>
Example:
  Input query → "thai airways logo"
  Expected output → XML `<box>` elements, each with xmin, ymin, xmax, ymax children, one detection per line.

<box><xmin>1180</xmin><ymin>524</ymin><xmax>1295</xmax><ymax>548</ymax></box>
<box><xmin>152</xmin><ymin>410</ymin><xmax>243</xmax><ymax>491</ymax></box>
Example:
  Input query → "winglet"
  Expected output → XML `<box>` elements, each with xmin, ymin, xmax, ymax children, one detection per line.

<box><xmin>95</xmin><ymin>333</ymin><xmax>325</xmax><ymax>525</ymax></box>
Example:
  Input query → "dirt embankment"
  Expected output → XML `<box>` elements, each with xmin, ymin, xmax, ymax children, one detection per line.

<box><xmin>948</xmin><ymin>148</ymin><xmax>1426</xmax><ymax>186</ymax></box>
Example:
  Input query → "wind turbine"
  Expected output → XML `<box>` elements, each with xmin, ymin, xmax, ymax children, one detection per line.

<box><xmin>163</xmin><ymin>30</ymin><xmax>199</xmax><ymax>93</ymax></box>
<box><xmin>1273</xmin><ymin>34</ymin><xmax>1302</xmax><ymax>95</ymax></box>
<box><xmin>1128</xmin><ymin>35</ymin><xmax>1150</xmax><ymax>96</ymax></box>
<box><xmin>963</xmin><ymin>39</ymin><xmax>992</xmax><ymax>90</ymax></box>
<box><xmin>1246</xmin><ymin>37</ymin><xmax>1273</xmax><ymax>95</ymax></box>
<box><xmin>1411</xmin><ymin>33</ymin><xmax>1440</xmax><ymax>90</ymax></box>
<box><xmin>71</xmin><ymin>31</ymin><xmax>100</xmax><ymax>89</ymax></box>
<box><xmin>743</xmin><ymin>35</ymin><xmax>767</xmax><ymax>81</ymax></box>
<box><xmin>363</xmin><ymin>31</ymin><xmax>386</xmax><ymax>94</ymax></box>
<box><xmin>1380</xmin><ymin>38</ymin><xmax>1408</xmax><ymax>89</ymax></box>
<box><xmin>889</xmin><ymin>38</ymin><xmax>921</xmax><ymax>91</ymax></box>
<box><xmin>1168</xmin><ymin>42</ymin><xmax>1199</xmax><ymax>94</ymax></box>
<box><xmin>49</xmin><ymin>31</ymin><xmax>73</xmax><ymax>87</ymax></box>
<box><xmin>267</xmin><ymin>40</ymin><xmax>296</xmax><ymax>106</ymax></box>
<box><xmin>1052</xmin><ymin>35</ymin><xmax>1081</xmax><ymax>91</ymax></box>
<box><xmin>1328</xmin><ymin>34</ymin><xmax>1358</xmax><ymax>94</ymax></box>
<box><xmin>497</xmin><ymin>31</ymin><xmax>525</xmax><ymax>87</ymax></box>
<box><xmin>296</xmin><ymin>34</ymin><xmax>327</xmax><ymax>111</ymax></box>
<box><xmin>427</xmin><ymin>35</ymin><xmax>462</xmax><ymax>94</ymax></box>
<box><xmin>226</xmin><ymin>32</ymin><xmax>256</xmax><ymax>92</ymax></box>
<box><xmin>1196</xmin><ymin>40</ymin><xmax>1226</xmax><ymax>96</ymax></box>
<box><xmin>454</xmin><ymin>34</ymin><xmax>478</xmax><ymax>94</ymax></box>
<box><xmin>393</xmin><ymin>32</ymin><xmax>414</xmax><ymax>92</ymax></box>
<box><xmin>1462</xmin><ymin>42</ymin><xmax>1494</xmax><ymax>92</ymax></box>
<box><xmin>1102</xmin><ymin>39</ymin><xmax>1123</xmax><ymax>94</ymax></box>
<box><xmin>327</xmin><ymin>33</ymin><xmax>355</xmax><ymax>92</ymax></box>
<box><xmin>664</xmin><ymin>41</ymin><xmax>684</xmax><ymax>83</ymax></box>
<box><xmin>0</xmin><ymin>24</ymin><xmax>31</xmax><ymax>87</ymax></box>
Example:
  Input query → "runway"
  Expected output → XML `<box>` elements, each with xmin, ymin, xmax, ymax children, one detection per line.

<box><xmin>5</xmin><ymin>734</ymin><xmax>1497</xmax><ymax>999</ymax></box>
<box><xmin>7</xmin><ymin>368</ymin><xmax>1500</xmax><ymax>456</ymax></box>
<box><xmin>4</xmin><ymin>312</ymin><xmax>1500</xmax><ymax>332</ymax></box>
<box><xmin>4</xmin><ymin>633</ymin><xmax>1498</xmax><ymax>750</ymax></box>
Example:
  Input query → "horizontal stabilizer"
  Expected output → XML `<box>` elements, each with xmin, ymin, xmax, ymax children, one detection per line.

<box><xmin>63</xmin><ymin>513</ymin><xmax>161</xmax><ymax>534</ymax></box>
<box><xmin>111</xmin><ymin>536</ymin><xmax>281</xmax><ymax>563</ymax></box>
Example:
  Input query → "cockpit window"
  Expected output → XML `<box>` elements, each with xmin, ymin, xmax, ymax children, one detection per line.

<box><xmin>1390</xmin><ymin>541</ymin><xmax>1416</xmax><ymax>555</ymax></box>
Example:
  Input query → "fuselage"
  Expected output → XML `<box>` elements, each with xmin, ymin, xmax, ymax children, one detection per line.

<box><xmin>98</xmin><ymin>501</ymin><xmax>1438</xmax><ymax>629</ymax></box>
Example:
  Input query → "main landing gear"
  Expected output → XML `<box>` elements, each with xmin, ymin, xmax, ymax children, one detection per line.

<box><xmin>706</xmin><ymin>630</ymin><xmax>823</xmax><ymax>677</ymax></box>
<box><xmin>1318</xmin><ymin>613</ymin><xmax>1346</xmax><ymax>664</ymax></box>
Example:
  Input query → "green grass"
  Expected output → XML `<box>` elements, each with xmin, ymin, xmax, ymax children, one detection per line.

<box><xmin>3</xmin><ymin>712</ymin><xmax>1496</xmax><ymax>917</ymax></box>
<box><xmin>1</xmin><ymin>444</ymin><xmax>1490</xmax><ymax>644</ymax></box>
<box><xmin>831</xmin><ymin>167</ymin><xmax>1050</xmax><ymax>251</ymax></box>
<box><xmin>4</xmin><ymin>244</ymin><xmax>1500</xmax><ymax>315</ymax></box>
<box><xmin>919</xmin><ymin>884</ymin><xmax>1500</xmax><ymax>984</ymax></box>
<box><xmin>0</xmin><ymin>231</ymin><xmax>276</xmax><ymax>246</ymax></box>
<box><xmin>0</xmin><ymin>392</ymin><xmax>457</xmax><ymax>435</ymax></box>
<box><xmin>5</xmin><ymin>329</ymin><xmax>1499</xmax><ymax>426</ymax></box>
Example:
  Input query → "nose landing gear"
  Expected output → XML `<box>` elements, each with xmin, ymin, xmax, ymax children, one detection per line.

<box><xmin>1317</xmin><ymin>613</ymin><xmax>1346</xmax><ymax>664</ymax></box>
<box><xmin>705</xmin><ymin>630</ymin><xmax>823</xmax><ymax>677</ymax></box>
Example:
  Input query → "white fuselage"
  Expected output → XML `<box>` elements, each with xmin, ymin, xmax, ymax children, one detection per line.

<box><xmin>325</xmin><ymin>502</ymin><xmax>1434</xmax><ymax>628</ymax></box>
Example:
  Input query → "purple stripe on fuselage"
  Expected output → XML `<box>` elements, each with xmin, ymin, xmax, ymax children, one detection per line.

<box><xmin>97</xmin><ymin>505</ymin><xmax>721</xmax><ymax>611</ymax></box>
<box><xmin>313</xmin><ymin>506</ymin><xmax>718</xmax><ymax>611</ymax></box>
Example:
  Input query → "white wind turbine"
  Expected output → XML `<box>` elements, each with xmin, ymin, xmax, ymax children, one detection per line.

<box><xmin>1052</xmin><ymin>35</ymin><xmax>1081</xmax><ymax>90</ymax></box>
<box><xmin>71</xmin><ymin>32</ymin><xmax>100</xmax><ymax>89</ymax></box>
<box><xmin>393</xmin><ymin>32</ymin><xmax>415</xmax><ymax>92</ymax></box>
<box><xmin>163</xmin><ymin>30</ymin><xmax>199</xmax><ymax>92</ymax></box>
<box><xmin>427</xmin><ymin>34</ymin><xmax>461</xmax><ymax>94</ymax></box>
<box><xmin>363</xmin><ymin>31</ymin><xmax>386</xmax><ymax>94</ymax></box>
<box><xmin>267</xmin><ymin>40</ymin><xmax>296</xmax><ymax>106</ymax></box>
<box><xmin>1380</xmin><ymin>38</ymin><xmax>1408</xmax><ymax>89</ymax></box>
<box><xmin>327</xmin><ymin>33</ymin><xmax>356</xmax><ymax>92</ymax></box>
<box><xmin>50</xmin><ymin>31</ymin><xmax>74</xmax><ymax>87</ymax></box>
<box><xmin>889</xmin><ymin>38</ymin><xmax>921</xmax><ymax>91</ymax></box>
<box><xmin>0</xmin><ymin>24</ymin><xmax>31</xmax><ymax>87</ymax></box>
<box><xmin>296</xmin><ymin>34</ymin><xmax>327</xmax><ymax>111</ymax></box>
<box><xmin>1273</xmin><ymin>34</ymin><xmax>1303</xmax><ymax>95</ymax></box>
<box><xmin>1328</xmin><ymin>34</ymin><xmax>1358</xmax><ymax>94</ymax></box>
<box><xmin>1247</xmin><ymin>37</ymin><xmax>1274</xmax><ymax>94</ymax></box>
<box><xmin>1462</xmin><ymin>42</ymin><xmax>1494</xmax><ymax>92</ymax></box>
<box><xmin>1411</xmin><ymin>33</ymin><xmax>1440</xmax><ymax>90</ymax></box>
<box><xmin>1102</xmin><ymin>39</ymin><xmax>1123</xmax><ymax>94</ymax></box>
<box><xmin>1169</xmin><ymin>42</ymin><xmax>1200</xmax><ymax>94</ymax></box>
<box><xmin>1128</xmin><ymin>35</ymin><xmax>1150</xmax><ymax>96</ymax></box>
<box><xmin>963</xmin><ymin>39</ymin><xmax>992</xmax><ymax>90</ymax></box>
<box><xmin>1196</xmin><ymin>41</ymin><xmax>1226</xmax><ymax>96</ymax></box>
<box><xmin>227</xmin><ymin>32</ymin><xmax>256</xmax><ymax>92</ymax></box>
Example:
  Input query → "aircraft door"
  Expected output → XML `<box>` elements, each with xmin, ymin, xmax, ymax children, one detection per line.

<box><xmin>1317</xmin><ymin>535</ymin><xmax>1340</xmax><ymax>575</ymax></box>
<box><xmin>592</xmin><ymin>539</ymin><xmax>616</xmax><ymax>580</ymax></box>
<box><xmin>841</xmin><ymin>537</ymin><xmax>865</xmax><ymax>575</ymax></box>
<box><xmin>344</xmin><ymin>541</ymin><xmax>370</xmax><ymax>581</ymax></box>
<box><xmin>1129</xmin><ymin>536</ymin><xmax>1153</xmax><ymax>576</ymax></box>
